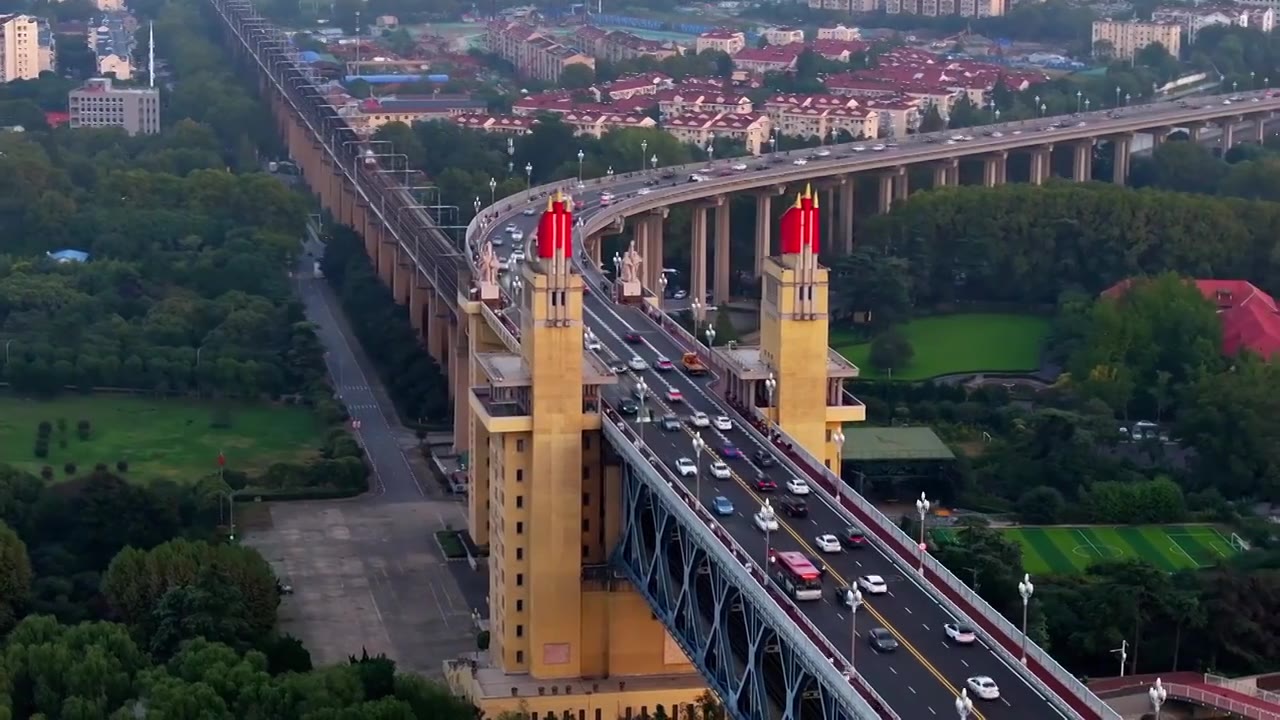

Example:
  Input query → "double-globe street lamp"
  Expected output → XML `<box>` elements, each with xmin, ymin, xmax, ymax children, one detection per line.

<box><xmin>915</xmin><ymin>492</ymin><xmax>931</xmax><ymax>571</ymax></box>
<box><xmin>1018</xmin><ymin>573</ymin><xmax>1035</xmax><ymax>663</ymax></box>
<box><xmin>845</xmin><ymin>587</ymin><xmax>863</xmax><ymax>680</ymax></box>
<box><xmin>1149</xmin><ymin>678</ymin><xmax>1167</xmax><ymax>720</ymax></box>
<box><xmin>692</xmin><ymin>432</ymin><xmax>706</xmax><ymax>502</ymax></box>
<box><xmin>955</xmin><ymin>689</ymin><xmax>974</xmax><ymax>719</ymax></box>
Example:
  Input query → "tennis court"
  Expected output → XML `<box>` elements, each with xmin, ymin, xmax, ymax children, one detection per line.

<box><xmin>1006</xmin><ymin>525</ymin><xmax>1241</xmax><ymax>574</ymax></box>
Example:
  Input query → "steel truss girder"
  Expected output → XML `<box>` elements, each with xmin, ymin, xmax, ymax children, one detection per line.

<box><xmin>607</xmin><ymin>418</ymin><xmax>885</xmax><ymax>720</ymax></box>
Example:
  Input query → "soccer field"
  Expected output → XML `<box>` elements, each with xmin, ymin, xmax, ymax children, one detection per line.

<box><xmin>1004</xmin><ymin>525</ymin><xmax>1240</xmax><ymax>575</ymax></box>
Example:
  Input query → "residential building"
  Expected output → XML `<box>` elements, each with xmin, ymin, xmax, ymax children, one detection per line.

<box><xmin>453</xmin><ymin>110</ymin><xmax>654</xmax><ymax>139</ymax></box>
<box><xmin>1103</xmin><ymin>278</ymin><xmax>1280</xmax><ymax>359</ymax></box>
<box><xmin>763</xmin><ymin>27</ymin><xmax>806</xmax><ymax>45</ymax></box>
<box><xmin>95</xmin><ymin>0</ymin><xmax>125</xmax><ymax>11</ymax></box>
<box><xmin>1151</xmin><ymin>5</ymin><xmax>1271</xmax><ymax>40</ymax></box>
<box><xmin>859</xmin><ymin>96</ymin><xmax>923</xmax><ymax>137</ymax></box>
<box><xmin>731</xmin><ymin>45</ymin><xmax>804</xmax><ymax>74</ymax></box>
<box><xmin>88</xmin><ymin>13</ymin><xmax>135</xmax><ymax>80</ymax></box>
<box><xmin>590</xmin><ymin>73</ymin><xmax>672</xmax><ymax>101</ymax></box>
<box><xmin>809</xmin><ymin>39</ymin><xmax>870</xmax><ymax>62</ymax></box>
<box><xmin>0</xmin><ymin>14</ymin><xmax>55</xmax><ymax>82</ymax></box>
<box><xmin>883</xmin><ymin>0</ymin><xmax>1006</xmax><ymax>17</ymax></box>
<box><xmin>452</xmin><ymin>113</ymin><xmax>539</xmax><ymax>135</ymax></box>
<box><xmin>574</xmin><ymin>25</ymin><xmax>682</xmax><ymax>63</ymax></box>
<box><xmin>664</xmin><ymin>111</ymin><xmax>772</xmax><ymax>154</ymax></box>
<box><xmin>487</xmin><ymin>20</ymin><xmax>594</xmax><ymax>84</ymax></box>
<box><xmin>1091</xmin><ymin>19</ymin><xmax>1182</xmax><ymax>59</ymax></box>
<box><xmin>809</xmin><ymin>0</ymin><xmax>878</xmax><ymax>13</ymax></box>
<box><xmin>655</xmin><ymin>88</ymin><xmax>753</xmax><ymax>119</ymax></box>
<box><xmin>695</xmin><ymin>29</ymin><xmax>746</xmax><ymax>55</ymax></box>
<box><xmin>817</xmin><ymin>24</ymin><xmax>863</xmax><ymax>41</ymax></box>
<box><xmin>763</xmin><ymin>93</ymin><xmax>879</xmax><ymax>140</ymax></box>
<box><xmin>343</xmin><ymin>94</ymin><xmax>488</xmax><ymax>135</ymax></box>
<box><xmin>68</xmin><ymin>77</ymin><xmax>160</xmax><ymax>135</ymax></box>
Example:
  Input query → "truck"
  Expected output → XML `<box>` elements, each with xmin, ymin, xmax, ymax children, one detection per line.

<box><xmin>681</xmin><ymin>352</ymin><xmax>707</xmax><ymax>376</ymax></box>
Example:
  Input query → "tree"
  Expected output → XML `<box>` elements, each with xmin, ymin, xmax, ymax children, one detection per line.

<box><xmin>558</xmin><ymin>63</ymin><xmax>596</xmax><ymax>90</ymax></box>
<box><xmin>0</xmin><ymin>521</ymin><xmax>31</xmax><ymax>633</ymax></box>
<box><xmin>829</xmin><ymin>248</ymin><xmax>912</xmax><ymax>328</ymax></box>
<box><xmin>1015</xmin><ymin>486</ymin><xmax>1066</xmax><ymax>525</ymax></box>
<box><xmin>868</xmin><ymin>328</ymin><xmax>914</xmax><ymax>372</ymax></box>
<box><xmin>918</xmin><ymin>104</ymin><xmax>946</xmax><ymax>133</ymax></box>
<box><xmin>1177</xmin><ymin>356</ymin><xmax>1280</xmax><ymax>501</ymax></box>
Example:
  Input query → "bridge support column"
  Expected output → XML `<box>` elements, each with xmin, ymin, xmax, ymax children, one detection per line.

<box><xmin>1073</xmin><ymin>141</ymin><xmax>1093</xmax><ymax>182</ymax></box>
<box><xmin>394</xmin><ymin>250</ymin><xmax>411</xmax><ymax>305</ymax></box>
<box><xmin>408</xmin><ymin>275</ymin><xmax>428</xmax><ymax>338</ymax></box>
<box><xmin>891</xmin><ymin>166</ymin><xmax>909</xmax><ymax>202</ymax></box>
<box><xmin>1112</xmin><ymin>134</ymin><xmax>1132</xmax><ymax>185</ymax></box>
<box><xmin>450</xmin><ymin>320</ymin><xmax>469</xmax><ymax>454</ymax></box>
<box><xmin>932</xmin><ymin>158</ymin><xmax>958</xmax><ymax>189</ymax></box>
<box><xmin>983</xmin><ymin>152</ymin><xmax>1007</xmax><ymax>187</ymax></box>
<box><xmin>1221</xmin><ymin>120</ymin><xmax>1236</xmax><ymax>150</ymax></box>
<box><xmin>1254</xmin><ymin>114</ymin><xmax>1267</xmax><ymax>144</ymax></box>
<box><xmin>1186</xmin><ymin>122</ymin><xmax>1204</xmax><ymax>142</ymax></box>
<box><xmin>876</xmin><ymin>172</ymin><xmax>893</xmax><ymax>213</ymax></box>
<box><xmin>644</xmin><ymin>213</ymin><xmax>665</xmax><ymax>294</ymax></box>
<box><xmin>378</xmin><ymin>229</ymin><xmax>396</xmax><ymax>288</ymax></box>
<box><xmin>713</xmin><ymin>201</ymin><xmax>731</xmax><ymax>305</ymax></box>
<box><xmin>1030</xmin><ymin>144</ymin><xmax>1054</xmax><ymax>186</ymax></box>
<box><xmin>838</xmin><ymin>180</ymin><xmax>855</xmax><ymax>254</ymax></box>
<box><xmin>690</xmin><ymin>206</ymin><xmax>708</xmax><ymax>308</ymax></box>
<box><xmin>1151</xmin><ymin>127</ymin><xmax>1170</xmax><ymax>150</ymax></box>
<box><xmin>754</xmin><ymin>192</ymin><xmax>772</xmax><ymax>277</ymax></box>
<box><xmin>822</xmin><ymin>188</ymin><xmax>835</xmax><ymax>248</ymax></box>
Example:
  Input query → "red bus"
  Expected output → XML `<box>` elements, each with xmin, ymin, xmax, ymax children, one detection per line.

<box><xmin>770</xmin><ymin>550</ymin><xmax>823</xmax><ymax>600</ymax></box>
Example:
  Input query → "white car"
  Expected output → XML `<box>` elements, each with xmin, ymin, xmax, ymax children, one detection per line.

<box><xmin>967</xmin><ymin>676</ymin><xmax>1000</xmax><ymax>701</ymax></box>
<box><xmin>944</xmin><ymin>623</ymin><xmax>978</xmax><ymax>645</ymax></box>
<box><xmin>510</xmin><ymin>249</ymin><xmax>525</xmax><ymax>263</ymax></box>
<box><xmin>816</xmin><ymin>148</ymin><xmax>831</xmax><ymax>156</ymax></box>
<box><xmin>852</xmin><ymin>145</ymin><xmax>867</xmax><ymax>152</ymax></box>
<box><xmin>786</xmin><ymin>478</ymin><xmax>811</xmax><ymax>495</ymax></box>
<box><xmin>628</xmin><ymin>356</ymin><xmax>649</xmax><ymax>371</ymax></box>
<box><xmin>710</xmin><ymin>461</ymin><xmax>731</xmax><ymax>479</ymax></box>
<box><xmin>872</xmin><ymin>144</ymin><xmax>887</xmax><ymax>151</ymax></box>
<box><xmin>638</xmin><ymin>187</ymin><xmax>652</xmax><ymax>195</ymax></box>
<box><xmin>857</xmin><ymin>575</ymin><xmax>888</xmax><ymax>595</ymax></box>
<box><xmin>690</xmin><ymin>411</ymin><xmax>710</xmax><ymax>428</ymax></box>
<box><xmin>712</xmin><ymin>416</ymin><xmax>733</xmax><ymax>431</ymax></box>
<box><xmin>731</xmin><ymin>163</ymin><xmax>748</xmax><ymax>171</ymax></box>
<box><xmin>505</xmin><ymin>224</ymin><xmax>518</xmax><ymax>233</ymax></box>
<box><xmin>815</xmin><ymin>534</ymin><xmax>842</xmax><ymax>553</ymax></box>
<box><xmin>522</xmin><ymin>207</ymin><xmax>536</xmax><ymax>216</ymax></box>
<box><xmin>584</xmin><ymin>333</ymin><xmax>602</xmax><ymax>351</ymax></box>
<box><xmin>675</xmin><ymin>458</ymin><xmax>697</xmax><ymax>477</ymax></box>
<box><xmin>991</xmin><ymin>131</ymin><xmax>1004</xmax><ymax>138</ymax></box>
<box><xmin>754</xmin><ymin>509</ymin><xmax>779</xmax><ymax>532</ymax></box>
<box><xmin>510</xmin><ymin>230</ymin><xmax>523</xmax><ymax>242</ymax></box>
<box><xmin>792</xmin><ymin>158</ymin><xmax>808</xmax><ymax>166</ymax></box>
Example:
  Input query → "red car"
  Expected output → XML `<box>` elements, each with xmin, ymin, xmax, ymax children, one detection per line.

<box><xmin>623</xmin><ymin>332</ymin><xmax>642</xmax><ymax>344</ymax></box>
<box><xmin>754</xmin><ymin>476</ymin><xmax>777</xmax><ymax>492</ymax></box>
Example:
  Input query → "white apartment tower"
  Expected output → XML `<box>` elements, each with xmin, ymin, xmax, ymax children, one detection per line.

<box><xmin>0</xmin><ymin>14</ymin><xmax>55</xmax><ymax>82</ymax></box>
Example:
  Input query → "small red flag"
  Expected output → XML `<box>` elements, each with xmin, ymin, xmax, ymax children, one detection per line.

<box><xmin>217</xmin><ymin>451</ymin><xmax>226</xmax><ymax>467</ymax></box>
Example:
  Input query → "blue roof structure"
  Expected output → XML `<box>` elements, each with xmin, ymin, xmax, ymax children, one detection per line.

<box><xmin>47</xmin><ymin>249</ymin><xmax>89</xmax><ymax>263</ymax></box>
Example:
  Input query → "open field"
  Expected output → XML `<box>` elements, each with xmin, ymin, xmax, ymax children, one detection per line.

<box><xmin>937</xmin><ymin>525</ymin><xmax>1240</xmax><ymax>574</ymax></box>
<box><xmin>0</xmin><ymin>395</ymin><xmax>324</xmax><ymax>482</ymax></box>
<box><xmin>833</xmin><ymin>313</ymin><xmax>1051</xmax><ymax>380</ymax></box>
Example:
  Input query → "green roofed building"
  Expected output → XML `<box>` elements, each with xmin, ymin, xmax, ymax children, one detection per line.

<box><xmin>837</xmin><ymin>426</ymin><xmax>959</xmax><ymax>502</ymax></box>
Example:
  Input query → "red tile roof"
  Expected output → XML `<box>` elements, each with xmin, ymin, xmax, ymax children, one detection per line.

<box><xmin>1103</xmin><ymin>278</ymin><xmax>1280</xmax><ymax>359</ymax></box>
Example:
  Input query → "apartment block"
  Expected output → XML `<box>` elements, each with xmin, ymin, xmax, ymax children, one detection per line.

<box><xmin>574</xmin><ymin>25</ymin><xmax>681</xmax><ymax>63</ymax></box>
<box><xmin>816</xmin><ymin>24</ymin><xmax>862</xmax><ymax>41</ymax></box>
<box><xmin>664</xmin><ymin>111</ymin><xmax>772</xmax><ymax>154</ymax></box>
<box><xmin>763</xmin><ymin>93</ymin><xmax>879</xmax><ymax>141</ymax></box>
<box><xmin>1151</xmin><ymin>5</ymin><xmax>1272</xmax><ymax>41</ymax></box>
<box><xmin>88</xmin><ymin>13</ymin><xmax>135</xmax><ymax>80</ymax></box>
<box><xmin>763</xmin><ymin>27</ymin><xmax>806</xmax><ymax>45</ymax></box>
<box><xmin>68</xmin><ymin>77</ymin><xmax>160</xmax><ymax>135</ymax></box>
<box><xmin>0</xmin><ymin>14</ymin><xmax>55</xmax><ymax>82</ymax></box>
<box><xmin>487</xmin><ymin>20</ymin><xmax>594</xmax><ymax>84</ymax></box>
<box><xmin>879</xmin><ymin>0</ymin><xmax>1006</xmax><ymax>18</ymax></box>
<box><xmin>808</xmin><ymin>0</ymin><xmax>879</xmax><ymax>13</ymax></box>
<box><xmin>343</xmin><ymin>94</ymin><xmax>488</xmax><ymax>135</ymax></box>
<box><xmin>695</xmin><ymin>28</ymin><xmax>746</xmax><ymax>55</ymax></box>
<box><xmin>1091</xmin><ymin>19</ymin><xmax>1182</xmax><ymax>59</ymax></box>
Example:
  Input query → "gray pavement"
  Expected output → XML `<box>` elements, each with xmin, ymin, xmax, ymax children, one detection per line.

<box><xmin>240</xmin><ymin>236</ymin><xmax>485</xmax><ymax>676</ymax></box>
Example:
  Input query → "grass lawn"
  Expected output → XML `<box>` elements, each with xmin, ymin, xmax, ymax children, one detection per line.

<box><xmin>938</xmin><ymin>525</ymin><xmax>1241</xmax><ymax>575</ymax></box>
<box><xmin>832</xmin><ymin>313</ymin><xmax>1052</xmax><ymax>380</ymax></box>
<box><xmin>0</xmin><ymin>395</ymin><xmax>326</xmax><ymax>483</ymax></box>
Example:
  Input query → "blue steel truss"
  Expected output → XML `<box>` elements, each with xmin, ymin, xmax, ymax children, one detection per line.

<box><xmin>603</xmin><ymin>420</ymin><xmax>891</xmax><ymax>720</ymax></box>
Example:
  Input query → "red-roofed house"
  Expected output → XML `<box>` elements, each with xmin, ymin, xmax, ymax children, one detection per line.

<box><xmin>764</xmin><ymin>94</ymin><xmax>879</xmax><ymax>139</ymax></box>
<box><xmin>1103</xmin><ymin>278</ymin><xmax>1280</xmax><ymax>359</ymax></box>
<box><xmin>696</xmin><ymin>29</ymin><xmax>746</xmax><ymax>55</ymax></box>
<box><xmin>665</xmin><ymin>111</ymin><xmax>772</xmax><ymax>154</ymax></box>
<box><xmin>656</xmin><ymin>89</ymin><xmax>753</xmax><ymax>119</ymax></box>
<box><xmin>452</xmin><ymin>113</ymin><xmax>539</xmax><ymax>135</ymax></box>
<box><xmin>732</xmin><ymin>45</ymin><xmax>804</xmax><ymax>74</ymax></box>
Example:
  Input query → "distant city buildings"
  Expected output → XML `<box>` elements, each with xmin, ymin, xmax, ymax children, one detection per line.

<box><xmin>1150</xmin><ymin>5</ymin><xmax>1273</xmax><ymax>41</ymax></box>
<box><xmin>1091</xmin><ymin>19</ymin><xmax>1182</xmax><ymax>59</ymax></box>
<box><xmin>88</xmin><ymin>13</ymin><xmax>137</xmax><ymax>80</ymax></box>
<box><xmin>809</xmin><ymin>0</ymin><xmax>1005</xmax><ymax>19</ymax></box>
<box><xmin>694</xmin><ymin>29</ymin><xmax>746</xmax><ymax>55</ymax></box>
<box><xmin>68</xmin><ymin>77</ymin><xmax>160</xmax><ymax>135</ymax></box>
<box><xmin>0</xmin><ymin>14</ymin><xmax>55</xmax><ymax>82</ymax></box>
<box><xmin>486</xmin><ymin>20</ymin><xmax>594</xmax><ymax>83</ymax></box>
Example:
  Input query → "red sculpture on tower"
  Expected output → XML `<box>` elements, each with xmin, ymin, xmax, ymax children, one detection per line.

<box><xmin>779</xmin><ymin>184</ymin><xmax>820</xmax><ymax>256</ymax></box>
<box><xmin>536</xmin><ymin>190</ymin><xmax>573</xmax><ymax>260</ymax></box>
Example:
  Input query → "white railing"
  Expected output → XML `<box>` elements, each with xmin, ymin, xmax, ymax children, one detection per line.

<box><xmin>602</xmin><ymin>409</ymin><xmax>898</xmax><ymax>720</ymax></box>
<box><xmin>1166</xmin><ymin>682</ymin><xmax>1280</xmax><ymax>720</ymax></box>
<box><xmin>1206</xmin><ymin>675</ymin><xmax>1280</xmax><ymax>708</ymax></box>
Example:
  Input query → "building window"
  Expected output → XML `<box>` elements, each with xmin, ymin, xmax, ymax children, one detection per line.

<box><xmin>582</xmin><ymin>518</ymin><xmax>589</xmax><ymax>532</ymax></box>
<box><xmin>582</xmin><ymin>492</ymin><xmax>590</xmax><ymax>505</ymax></box>
<box><xmin>516</xmin><ymin>599</ymin><xmax>523</xmax><ymax>611</ymax></box>
<box><xmin>516</xmin><ymin>547</ymin><xmax>523</xmax><ymax>560</ymax></box>
<box><xmin>582</xmin><ymin>545</ymin><xmax>589</xmax><ymax>558</ymax></box>
<box><xmin>516</xmin><ymin>438</ymin><xmax>524</xmax><ymax>451</ymax></box>
<box><xmin>516</xmin><ymin>469</ymin><xmax>524</xmax><ymax>483</ymax></box>
<box><xmin>516</xmin><ymin>495</ymin><xmax>523</xmax><ymax>509</ymax></box>
<box><xmin>516</xmin><ymin>625</ymin><xmax>524</xmax><ymax>637</ymax></box>
<box><xmin>516</xmin><ymin>521</ymin><xmax>524</xmax><ymax>534</ymax></box>
<box><xmin>516</xmin><ymin>573</ymin><xmax>524</xmax><ymax>586</ymax></box>
<box><xmin>516</xmin><ymin>650</ymin><xmax>524</xmax><ymax>663</ymax></box>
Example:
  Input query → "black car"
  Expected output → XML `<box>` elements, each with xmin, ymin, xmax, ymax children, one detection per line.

<box><xmin>868</xmin><ymin>627</ymin><xmax>899</xmax><ymax>652</ymax></box>
<box><xmin>752</xmin><ymin>450</ymin><xmax>776</xmax><ymax>468</ymax></box>
<box><xmin>780</xmin><ymin>497</ymin><xmax>807</xmax><ymax>518</ymax></box>
<box><xmin>619</xmin><ymin>400</ymin><xmax>639</xmax><ymax>415</ymax></box>
<box><xmin>661</xmin><ymin>169</ymin><xmax>676</xmax><ymax>179</ymax></box>
<box><xmin>660</xmin><ymin>413</ymin><xmax>681</xmax><ymax>431</ymax></box>
<box><xmin>840</xmin><ymin>526</ymin><xmax>867</xmax><ymax>549</ymax></box>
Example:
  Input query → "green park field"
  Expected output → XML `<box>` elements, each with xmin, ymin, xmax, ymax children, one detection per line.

<box><xmin>833</xmin><ymin>313</ymin><xmax>1051</xmax><ymax>380</ymax></box>
<box><xmin>1002</xmin><ymin>525</ymin><xmax>1239</xmax><ymax>575</ymax></box>
<box><xmin>0</xmin><ymin>395</ymin><xmax>324</xmax><ymax>483</ymax></box>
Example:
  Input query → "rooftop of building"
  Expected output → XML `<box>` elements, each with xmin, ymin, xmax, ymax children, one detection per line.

<box><xmin>698</xmin><ymin>27</ymin><xmax>745</xmax><ymax>40</ymax></box>
<box><xmin>357</xmin><ymin>95</ymin><xmax>486</xmax><ymax>113</ymax></box>
<box><xmin>1103</xmin><ymin>278</ymin><xmax>1280</xmax><ymax>359</ymax></box>
<box><xmin>72</xmin><ymin>77</ymin><xmax>159</xmax><ymax>95</ymax></box>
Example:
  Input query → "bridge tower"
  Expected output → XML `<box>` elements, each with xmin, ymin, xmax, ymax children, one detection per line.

<box><xmin>455</xmin><ymin>193</ymin><xmax>704</xmax><ymax>717</ymax></box>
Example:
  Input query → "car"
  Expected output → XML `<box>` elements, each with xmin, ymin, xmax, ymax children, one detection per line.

<box><xmin>731</xmin><ymin>163</ymin><xmax>748</xmax><ymax>171</ymax></box>
<box><xmin>816</xmin><ymin>148</ymin><xmax>831</xmax><ymax>156</ymax></box>
<box><xmin>720</xmin><ymin>443</ymin><xmax>743</xmax><ymax>459</ymax></box>
<box><xmin>815</xmin><ymin>534</ymin><xmax>842</xmax><ymax>553</ymax></box>
<box><xmin>690</xmin><ymin>411</ymin><xmax>710</xmax><ymax>428</ymax></box>
<box><xmin>623</xmin><ymin>332</ymin><xmax>643</xmax><ymax>344</ymax></box>
<box><xmin>510</xmin><ymin>249</ymin><xmax>525</xmax><ymax>263</ymax></box>
<box><xmin>660</xmin><ymin>413</ymin><xmax>681</xmax><ymax>431</ymax></box>
<box><xmin>522</xmin><ymin>207</ymin><xmax>537</xmax><ymax>216</ymax></box>
<box><xmin>666</xmin><ymin>388</ymin><xmax>683</xmax><ymax>403</ymax></box>
<box><xmin>792</xmin><ymin>158</ymin><xmax>808</xmax><ymax>166</ymax></box>
<box><xmin>852</xmin><ymin>145</ymin><xmax>867</xmax><ymax>152</ymax></box>
<box><xmin>628</xmin><ymin>356</ymin><xmax>649</xmax><ymax>371</ymax></box>
<box><xmin>637</xmin><ymin>187</ymin><xmax>652</xmax><ymax>195</ymax></box>
<box><xmin>661</xmin><ymin>170</ymin><xmax>676</xmax><ymax>179</ymax></box>
<box><xmin>505</xmin><ymin>224</ymin><xmax>518</xmax><ymax>233</ymax></box>
<box><xmin>857</xmin><ymin>575</ymin><xmax>888</xmax><ymax>595</ymax></box>
<box><xmin>675</xmin><ymin>458</ymin><xmax>697</xmax><ymax>477</ymax></box>
<box><xmin>673</xmin><ymin>289</ymin><xmax>688</xmax><ymax>299</ymax></box>
<box><xmin>510</xmin><ymin>230</ymin><xmax>523</xmax><ymax>241</ymax></box>
<box><xmin>754</xmin><ymin>506</ymin><xmax>779</xmax><ymax>532</ymax></box>
<box><xmin>754</xmin><ymin>474</ymin><xmax>777</xmax><ymax>492</ymax></box>
<box><xmin>780</xmin><ymin>497</ymin><xmax>807</xmax><ymax>517</ymax></box>
<box><xmin>872</xmin><ymin>144</ymin><xmax>887</xmax><ymax>151</ymax></box>
<box><xmin>944</xmin><ymin>623</ymin><xmax>978</xmax><ymax>645</ymax></box>
<box><xmin>752</xmin><ymin>450</ymin><xmax>776</xmax><ymax>468</ymax></box>
<box><xmin>966</xmin><ymin>676</ymin><xmax>1000</xmax><ymax>701</ymax></box>
<box><xmin>655</xmin><ymin>357</ymin><xmax>675</xmax><ymax>372</ymax></box>
<box><xmin>868</xmin><ymin>628</ymin><xmax>899</xmax><ymax>653</ymax></box>
<box><xmin>619</xmin><ymin>400</ymin><xmax>639</xmax><ymax>415</ymax></box>
<box><xmin>607</xmin><ymin>359</ymin><xmax>628</xmax><ymax>373</ymax></box>
<box><xmin>786</xmin><ymin>478</ymin><xmax>811</xmax><ymax>495</ymax></box>
<box><xmin>490</xmin><ymin>236</ymin><xmax>505</xmax><ymax>246</ymax></box>
<box><xmin>599</xmin><ymin>193</ymin><xmax>613</xmax><ymax>206</ymax></box>
<box><xmin>688</xmin><ymin>174</ymin><xmax>707</xmax><ymax>182</ymax></box>
<box><xmin>991</xmin><ymin>131</ymin><xmax>1004</xmax><ymax>138</ymax></box>
<box><xmin>713</xmin><ymin>416</ymin><xmax>733</xmax><ymax>431</ymax></box>
<box><xmin>713</xmin><ymin>496</ymin><xmax>734</xmax><ymax>515</ymax></box>
<box><xmin>710</xmin><ymin>461</ymin><xmax>731</xmax><ymax>479</ymax></box>
<box><xmin>584</xmin><ymin>333</ymin><xmax>602</xmax><ymax>351</ymax></box>
<box><xmin>840</xmin><ymin>526</ymin><xmax>867</xmax><ymax>549</ymax></box>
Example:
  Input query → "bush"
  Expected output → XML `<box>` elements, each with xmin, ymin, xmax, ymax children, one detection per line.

<box><xmin>40</xmin><ymin>465</ymin><xmax>53</xmax><ymax>480</ymax></box>
<box><xmin>94</xmin><ymin>462</ymin><xmax>108</xmax><ymax>473</ymax></box>
<box><xmin>76</xmin><ymin>419</ymin><xmax>91</xmax><ymax>440</ymax></box>
<box><xmin>33</xmin><ymin>442</ymin><xmax>48</xmax><ymax>459</ymax></box>
<box><xmin>116</xmin><ymin>460</ymin><xmax>129</xmax><ymax>473</ymax></box>
<box><xmin>869</xmin><ymin>328</ymin><xmax>915</xmax><ymax>373</ymax></box>
<box><xmin>55</xmin><ymin>418</ymin><xmax>67</xmax><ymax>434</ymax></box>
<box><xmin>63</xmin><ymin>462</ymin><xmax>77</xmax><ymax>476</ymax></box>
<box><xmin>37</xmin><ymin>420</ymin><xmax>52</xmax><ymax>437</ymax></box>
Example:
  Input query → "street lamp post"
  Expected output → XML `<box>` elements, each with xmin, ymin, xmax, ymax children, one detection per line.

<box><xmin>607</xmin><ymin>166</ymin><xmax>615</xmax><ymax>179</ymax></box>
<box><xmin>1111</xmin><ymin>639</ymin><xmax>1128</xmax><ymax>677</ymax></box>
<box><xmin>831</xmin><ymin>429</ymin><xmax>846</xmax><ymax>497</ymax></box>
<box><xmin>1115</xmin><ymin>86</ymin><xmax>1121</xmax><ymax>107</ymax></box>
<box><xmin>489</xmin><ymin>177</ymin><xmax>497</xmax><ymax>207</ymax></box>
<box><xmin>525</xmin><ymin>163</ymin><xmax>533</xmax><ymax>186</ymax></box>
<box><xmin>658</xmin><ymin>273</ymin><xmax>668</xmax><ymax>308</ymax></box>
<box><xmin>1076</xmin><ymin>90</ymin><xmax>1082</xmax><ymax>112</ymax></box>
<box><xmin>705</xmin><ymin>325</ymin><xmax>716</xmax><ymax>348</ymax></box>
<box><xmin>846</xmin><ymin>587</ymin><xmax>863</xmax><ymax>679</ymax></box>
<box><xmin>650</xmin><ymin>154</ymin><xmax>658</xmax><ymax>170</ymax></box>
<box><xmin>577</xmin><ymin>149</ymin><xmax>585</xmax><ymax>184</ymax></box>
<box><xmin>3</xmin><ymin>338</ymin><xmax>13</xmax><ymax>364</ymax></box>
<box><xmin>1084</xmin><ymin>99</ymin><xmax>1091</xmax><ymax>111</ymax></box>
<box><xmin>507</xmin><ymin>137</ymin><xmax>515</xmax><ymax>175</ymax></box>
<box><xmin>692</xmin><ymin>432</ymin><xmax>706</xmax><ymax>501</ymax></box>
<box><xmin>764</xmin><ymin>372</ymin><xmax>777</xmax><ymax>435</ymax></box>
<box><xmin>640</xmin><ymin>140</ymin><xmax>648</xmax><ymax>171</ymax></box>
<box><xmin>636</xmin><ymin>378</ymin><xmax>648</xmax><ymax>444</ymax></box>
<box><xmin>1149</xmin><ymin>678</ymin><xmax>1167</xmax><ymax>720</ymax></box>
<box><xmin>955</xmin><ymin>690</ymin><xmax>974</xmax><ymax>720</ymax></box>
<box><xmin>915</xmin><ymin>492</ymin><xmax>930</xmax><ymax>571</ymax></box>
<box><xmin>1018</xmin><ymin>573</ymin><xmax>1035</xmax><ymax>663</ymax></box>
